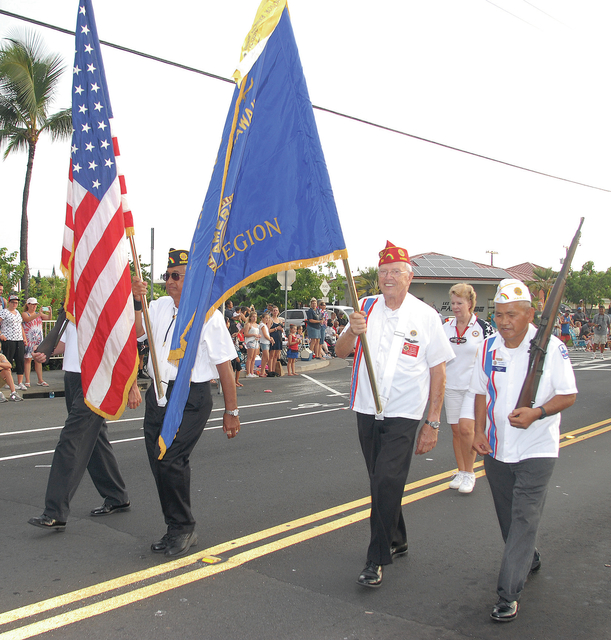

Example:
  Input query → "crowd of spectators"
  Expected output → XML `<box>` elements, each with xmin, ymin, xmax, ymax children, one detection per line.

<box><xmin>223</xmin><ymin>299</ymin><xmax>345</xmax><ymax>379</ymax></box>
<box><xmin>552</xmin><ymin>301</ymin><xmax>611</xmax><ymax>359</ymax></box>
<box><xmin>0</xmin><ymin>289</ymin><xmax>348</xmax><ymax>398</ymax></box>
<box><xmin>10</xmin><ymin>287</ymin><xmax>607</xmax><ymax>395</ymax></box>
<box><xmin>0</xmin><ymin>291</ymin><xmax>53</xmax><ymax>402</ymax></box>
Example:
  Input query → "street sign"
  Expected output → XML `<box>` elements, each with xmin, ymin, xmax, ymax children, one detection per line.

<box><xmin>320</xmin><ymin>279</ymin><xmax>330</xmax><ymax>296</ymax></box>
<box><xmin>277</xmin><ymin>269</ymin><xmax>296</xmax><ymax>290</ymax></box>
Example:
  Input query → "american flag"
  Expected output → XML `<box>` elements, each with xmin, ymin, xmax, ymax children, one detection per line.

<box><xmin>60</xmin><ymin>0</ymin><xmax>138</xmax><ymax>419</ymax></box>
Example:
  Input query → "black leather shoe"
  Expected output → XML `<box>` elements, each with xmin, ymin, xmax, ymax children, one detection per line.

<box><xmin>164</xmin><ymin>532</ymin><xmax>198</xmax><ymax>557</ymax></box>
<box><xmin>391</xmin><ymin>543</ymin><xmax>408</xmax><ymax>558</ymax></box>
<box><xmin>357</xmin><ymin>561</ymin><xmax>383</xmax><ymax>588</ymax></box>
<box><xmin>90</xmin><ymin>501</ymin><xmax>131</xmax><ymax>516</ymax></box>
<box><xmin>529</xmin><ymin>549</ymin><xmax>542</xmax><ymax>574</ymax></box>
<box><xmin>151</xmin><ymin>533</ymin><xmax>173</xmax><ymax>554</ymax></box>
<box><xmin>490</xmin><ymin>599</ymin><xmax>518</xmax><ymax>622</ymax></box>
<box><xmin>28</xmin><ymin>515</ymin><xmax>66</xmax><ymax>531</ymax></box>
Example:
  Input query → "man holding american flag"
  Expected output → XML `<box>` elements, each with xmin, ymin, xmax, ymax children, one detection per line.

<box><xmin>28</xmin><ymin>0</ymin><xmax>144</xmax><ymax>530</ymax></box>
<box><xmin>28</xmin><ymin>324</ymin><xmax>141</xmax><ymax>531</ymax></box>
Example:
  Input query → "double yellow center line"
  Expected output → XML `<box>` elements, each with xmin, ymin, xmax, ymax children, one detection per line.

<box><xmin>2</xmin><ymin>418</ymin><xmax>610</xmax><ymax>639</ymax></box>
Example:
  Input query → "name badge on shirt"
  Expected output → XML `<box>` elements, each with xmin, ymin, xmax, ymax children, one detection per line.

<box><xmin>491</xmin><ymin>358</ymin><xmax>506</xmax><ymax>372</ymax></box>
<box><xmin>402</xmin><ymin>342</ymin><xmax>420</xmax><ymax>357</ymax></box>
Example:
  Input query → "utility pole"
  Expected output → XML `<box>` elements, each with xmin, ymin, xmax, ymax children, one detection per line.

<box><xmin>486</xmin><ymin>250</ymin><xmax>498</xmax><ymax>266</ymax></box>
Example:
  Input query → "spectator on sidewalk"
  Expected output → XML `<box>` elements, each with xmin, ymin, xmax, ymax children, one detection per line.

<box><xmin>224</xmin><ymin>300</ymin><xmax>235</xmax><ymax>322</ymax></box>
<box><xmin>21</xmin><ymin>298</ymin><xmax>52</xmax><ymax>388</ymax></box>
<box><xmin>0</xmin><ymin>294</ymin><xmax>27</xmax><ymax>390</ymax></box>
<box><xmin>590</xmin><ymin>304</ymin><xmax>611</xmax><ymax>359</ymax></box>
<box><xmin>572</xmin><ymin>306</ymin><xmax>586</xmax><ymax>325</ymax></box>
<box><xmin>559</xmin><ymin>311</ymin><xmax>572</xmax><ymax>345</ymax></box>
<box><xmin>0</xmin><ymin>352</ymin><xmax>23</xmax><ymax>402</ymax></box>
<box><xmin>268</xmin><ymin>306</ymin><xmax>284</xmax><ymax>375</ymax></box>
<box><xmin>0</xmin><ymin>283</ymin><xmax>7</xmax><ymax>311</ymax></box>
<box><xmin>306</xmin><ymin>298</ymin><xmax>323</xmax><ymax>358</ymax></box>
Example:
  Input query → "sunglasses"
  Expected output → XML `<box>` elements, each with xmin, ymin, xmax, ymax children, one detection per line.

<box><xmin>162</xmin><ymin>271</ymin><xmax>185</xmax><ymax>282</ymax></box>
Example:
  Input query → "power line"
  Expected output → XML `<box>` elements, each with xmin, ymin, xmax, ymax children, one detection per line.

<box><xmin>521</xmin><ymin>0</ymin><xmax>568</xmax><ymax>27</ymax></box>
<box><xmin>483</xmin><ymin>0</ymin><xmax>539</xmax><ymax>29</ymax></box>
<box><xmin>1</xmin><ymin>8</ymin><xmax>609</xmax><ymax>194</ymax></box>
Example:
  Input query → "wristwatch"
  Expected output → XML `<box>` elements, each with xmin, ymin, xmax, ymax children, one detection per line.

<box><xmin>424</xmin><ymin>419</ymin><xmax>440</xmax><ymax>430</ymax></box>
<box><xmin>225</xmin><ymin>408</ymin><xmax>240</xmax><ymax>417</ymax></box>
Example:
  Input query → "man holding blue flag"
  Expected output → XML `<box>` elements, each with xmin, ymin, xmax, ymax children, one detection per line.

<box><xmin>132</xmin><ymin>249</ymin><xmax>240</xmax><ymax>558</ymax></box>
<box><xmin>157</xmin><ymin>0</ymin><xmax>348</xmax><ymax>455</ymax></box>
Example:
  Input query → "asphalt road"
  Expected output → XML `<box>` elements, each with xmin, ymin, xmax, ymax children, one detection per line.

<box><xmin>1</xmin><ymin>351</ymin><xmax>610</xmax><ymax>640</ymax></box>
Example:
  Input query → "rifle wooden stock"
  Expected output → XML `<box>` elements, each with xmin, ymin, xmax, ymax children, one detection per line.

<box><xmin>515</xmin><ymin>217</ymin><xmax>584</xmax><ymax>409</ymax></box>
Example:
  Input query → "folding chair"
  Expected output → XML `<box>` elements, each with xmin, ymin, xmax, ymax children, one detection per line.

<box><xmin>569</xmin><ymin>327</ymin><xmax>586</xmax><ymax>351</ymax></box>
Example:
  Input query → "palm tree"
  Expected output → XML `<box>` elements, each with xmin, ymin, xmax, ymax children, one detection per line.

<box><xmin>526</xmin><ymin>266</ymin><xmax>557</xmax><ymax>304</ymax></box>
<box><xmin>0</xmin><ymin>31</ymin><xmax>72</xmax><ymax>295</ymax></box>
<box><xmin>354</xmin><ymin>266</ymin><xmax>380</xmax><ymax>298</ymax></box>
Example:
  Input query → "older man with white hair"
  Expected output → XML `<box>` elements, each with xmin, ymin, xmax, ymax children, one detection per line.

<box><xmin>336</xmin><ymin>241</ymin><xmax>454</xmax><ymax>589</ymax></box>
<box><xmin>470</xmin><ymin>279</ymin><xmax>577</xmax><ymax>622</ymax></box>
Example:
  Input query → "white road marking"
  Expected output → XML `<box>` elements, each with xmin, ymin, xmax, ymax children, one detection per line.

<box><xmin>0</xmin><ymin>405</ymin><xmax>346</xmax><ymax>462</ymax></box>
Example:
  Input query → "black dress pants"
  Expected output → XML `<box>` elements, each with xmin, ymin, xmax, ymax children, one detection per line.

<box><xmin>357</xmin><ymin>413</ymin><xmax>419</xmax><ymax>565</ymax></box>
<box><xmin>44</xmin><ymin>371</ymin><xmax>129</xmax><ymax>520</ymax></box>
<box><xmin>144</xmin><ymin>381</ymin><xmax>212</xmax><ymax>535</ymax></box>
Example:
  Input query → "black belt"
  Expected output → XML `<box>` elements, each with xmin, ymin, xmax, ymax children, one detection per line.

<box><xmin>166</xmin><ymin>380</ymin><xmax>210</xmax><ymax>390</ymax></box>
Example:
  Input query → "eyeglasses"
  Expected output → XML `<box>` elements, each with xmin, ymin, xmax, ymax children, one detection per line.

<box><xmin>379</xmin><ymin>269</ymin><xmax>408</xmax><ymax>278</ymax></box>
<box><xmin>449</xmin><ymin>336</ymin><xmax>467</xmax><ymax>344</ymax></box>
<box><xmin>162</xmin><ymin>271</ymin><xmax>185</xmax><ymax>282</ymax></box>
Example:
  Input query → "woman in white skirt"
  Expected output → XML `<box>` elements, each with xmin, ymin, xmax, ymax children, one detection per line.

<box><xmin>443</xmin><ymin>283</ymin><xmax>494</xmax><ymax>493</ymax></box>
<box><xmin>243</xmin><ymin>312</ymin><xmax>260</xmax><ymax>378</ymax></box>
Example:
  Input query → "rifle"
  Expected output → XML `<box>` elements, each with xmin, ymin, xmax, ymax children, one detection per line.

<box><xmin>36</xmin><ymin>305</ymin><xmax>69</xmax><ymax>364</ymax></box>
<box><xmin>515</xmin><ymin>217</ymin><xmax>584</xmax><ymax>413</ymax></box>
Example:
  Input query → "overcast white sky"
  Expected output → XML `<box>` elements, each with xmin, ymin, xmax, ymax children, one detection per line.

<box><xmin>1</xmin><ymin>0</ymin><xmax>610</xmax><ymax>281</ymax></box>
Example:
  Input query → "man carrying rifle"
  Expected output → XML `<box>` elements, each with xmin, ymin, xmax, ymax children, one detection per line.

<box><xmin>471</xmin><ymin>279</ymin><xmax>577</xmax><ymax>623</ymax></box>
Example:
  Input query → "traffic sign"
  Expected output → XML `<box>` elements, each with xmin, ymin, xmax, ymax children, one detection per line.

<box><xmin>277</xmin><ymin>269</ymin><xmax>296</xmax><ymax>290</ymax></box>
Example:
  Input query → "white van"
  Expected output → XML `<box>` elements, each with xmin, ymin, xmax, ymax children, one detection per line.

<box><xmin>279</xmin><ymin>309</ymin><xmax>307</xmax><ymax>331</ymax></box>
<box><xmin>325</xmin><ymin>305</ymin><xmax>354</xmax><ymax>320</ymax></box>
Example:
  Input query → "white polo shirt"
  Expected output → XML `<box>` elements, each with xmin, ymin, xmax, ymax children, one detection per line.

<box><xmin>348</xmin><ymin>293</ymin><xmax>455</xmax><ymax>419</ymax></box>
<box><xmin>469</xmin><ymin>324</ymin><xmax>578</xmax><ymax>463</ymax></box>
<box><xmin>139</xmin><ymin>297</ymin><xmax>236</xmax><ymax>406</ymax></box>
<box><xmin>62</xmin><ymin>322</ymin><xmax>80</xmax><ymax>373</ymax></box>
<box><xmin>443</xmin><ymin>315</ymin><xmax>493</xmax><ymax>390</ymax></box>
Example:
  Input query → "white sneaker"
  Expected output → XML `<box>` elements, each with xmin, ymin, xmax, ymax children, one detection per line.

<box><xmin>449</xmin><ymin>471</ymin><xmax>464</xmax><ymax>490</ymax></box>
<box><xmin>9</xmin><ymin>392</ymin><xmax>23</xmax><ymax>402</ymax></box>
<box><xmin>0</xmin><ymin>392</ymin><xmax>7</xmax><ymax>403</ymax></box>
<box><xmin>459</xmin><ymin>472</ymin><xmax>476</xmax><ymax>494</ymax></box>
<box><xmin>17</xmin><ymin>382</ymin><xmax>28</xmax><ymax>391</ymax></box>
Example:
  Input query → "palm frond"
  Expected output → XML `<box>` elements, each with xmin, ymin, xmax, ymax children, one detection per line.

<box><xmin>41</xmin><ymin>107</ymin><xmax>73</xmax><ymax>141</ymax></box>
<box><xmin>0</xmin><ymin>30</ymin><xmax>68</xmax><ymax>128</ymax></box>
<box><xmin>0</xmin><ymin>127</ymin><xmax>29</xmax><ymax>159</ymax></box>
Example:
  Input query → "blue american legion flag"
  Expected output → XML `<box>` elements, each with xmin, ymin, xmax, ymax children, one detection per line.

<box><xmin>157</xmin><ymin>0</ymin><xmax>347</xmax><ymax>457</ymax></box>
<box><xmin>61</xmin><ymin>0</ymin><xmax>138</xmax><ymax>419</ymax></box>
